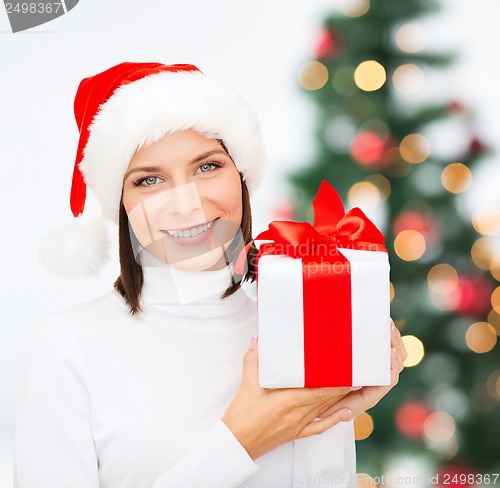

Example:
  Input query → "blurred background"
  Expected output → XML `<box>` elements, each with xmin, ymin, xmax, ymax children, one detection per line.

<box><xmin>1</xmin><ymin>0</ymin><xmax>499</xmax><ymax>485</ymax></box>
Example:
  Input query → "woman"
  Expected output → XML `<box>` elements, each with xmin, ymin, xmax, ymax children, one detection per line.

<box><xmin>14</xmin><ymin>62</ymin><xmax>407</xmax><ymax>488</ymax></box>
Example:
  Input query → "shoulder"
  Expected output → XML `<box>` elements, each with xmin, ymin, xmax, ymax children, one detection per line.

<box><xmin>28</xmin><ymin>289</ymin><xmax>131</xmax><ymax>347</ymax></box>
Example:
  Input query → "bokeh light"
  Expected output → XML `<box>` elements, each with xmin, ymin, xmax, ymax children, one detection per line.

<box><xmin>395</xmin><ymin>23</ymin><xmax>427</xmax><ymax>53</ymax></box>
<box><xmin>350</xmin><ymin>131</ymin><xmax>385</xmax><ymax>165</ymax></box>
<box><xmin>441</xmin><ymin>163</ymin><xmax>472</xmax><ymax>193</ymax></box>
<box><xmin>299</xmin><ymin>61</ymin><xmax>329</xmax><ymax>90</ymax></box>
<box><xmin>492</xmin><ymin>286</ymin><xmax>500</xmax><ymax>313</ymax></box>
<box><xmin>390</xmin><ymin>282</ymin><xmax>395</xmax><ymax>302</ymax></box>
<box><xmin>465</xmin><ymin>322</ymin><xmax>497</xmax><ymax>353</ymax></box>
<box><xmin>395</xmin><ymin>402</ymin><xmax>430</xmax><ymax>439</ymax></box>
<box><xmin>394</xmin><ymin>230</ymin><xmax>426</xmax><ymax>261</ymax></box>
<box><xmin>356</xmin><ymin>473</ymin><xmax>376</xmax><ymax>488</ymax></box>
<box><xmin>354</xmin><ymin>60</ymin><xmax>386</xmax><ymax>92</ymax></box>
<box><xmin>392</xmin><ymin>64</ymin><xmax>425</xmax><ymax>94</ymax></box>
<box><xmin>339</xmin><ymin>0</ymin><xmax>370</xmax><ymax>17</ymax></box>
<box><xmin>366</xmin><ymin>173</ymin><xmax>391</xmax><ymax>201</ymax></box>
<box><xmin>402</xmin><ymin>335</ymin><xmax>424</xmax><ymax>367</ymax></box>
<box><xmin>472</xmin><ymin>206</ymin><xmax>500</xmax><ymax>236</ymax></box>
<box><xmin>491</xmin><ymin>253</ymin><xmax>500</xmax><ymax>281</ymax></box>
<box><xmin>486</xmin><ymin>370</ymin><xmax>500</xmax><ymax>401</ymax></box>
<box><xmin>354</xmin><ymin>412</ymin><xmax>374</xmax><ymax>440</ymax></box>
<box><xmin>487</xmin><ymin>309</ymin><xmax>500</xmax><ymax>335</ymax></box>
<box><xmin>470</xmin><ymin>237</ymin><xmax>497</xmax><ymax>271</ymax></box>
<box><xmin>427</xmin><ymin>264</ymin><xmax>459</xmax><ymax>295</ymax></box>
<box><xmin>399</xmin><ymin>134</ymin><xmax>430</xmax><ymax>164</ymax></box>
<box><xmin>424</xmin><ymin>411</ymin><xmax>456</xmax><ymax>443</ymax></box>
<box><xmin>347</xmin><ymin>181</ymin><xmax>380</xmax><ymax>210</ymax></box>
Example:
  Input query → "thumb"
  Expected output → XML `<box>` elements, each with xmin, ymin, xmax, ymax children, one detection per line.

<box><xmin>241</xmin><ymin>336</ymin><xmax>259</xmax><ymax>385</ymax></box>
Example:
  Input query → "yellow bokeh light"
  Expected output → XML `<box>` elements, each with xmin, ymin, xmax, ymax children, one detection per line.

<box><xmin>354</xmin><ymin>412</ymin><xmax>374</xmax><ymax>440</ymax></box>
<box><xmin>399</xmin><ymin>133</ymin><xmax>430</xmax><ymax>164</ymax></box>
<box><xmin>394</xmin><ymin>229</ymin><xmax>426</xmax><ymax>261</ymax></box>
<box><xmin>366</xmin><ymin>174</ymin><xmax>391</xmax><ymax>201</ymax></box>
<box><xmin>491</xmin><ymin>253</ymin><xmax>500</xmax><ymax>281</ymax></box>
<box><xmin>472</xmin><ymin>206</ymin><xmax>500</xmax><ymax>236</ymax></box>
<box><xmin>465</xmin><ymin>322</ymin><xmax>497</xmax><ymax>353</ymax></box>
<box><xmin>347</xmin><ymin>181</ymin><xmax>380</xmax><ymax>210</ymax></box>
<box><xmin>393</xmin><ymin>64</ymin><xmax>425</xmax><ymax>94</ymax></box>
<box><xmin>357</xmin><ymin>473</ymin><xmax>376</xmax><ymax>488</ymax></box>
<box><xmin>487</xmin><ymin>309</ymin><xmax>500</xmax><ymax>335</ymax></box>
<box><xmin>402</xmin><ymin>335</ymin><xmax>424</xmax><ymax>367</ymax></box>
<box><xmin>390</xmin><ymin>282</ymin><xmax>395</xmax><ymax>302</ymax></box>
<box><xmin>424</xmin><ymin>411</ymin><xmax>456</xmax><ymax>443</ymax></box>
<box><xmin>427</xmin><ymin>264</ymin><xmax>459</xmax><ymax>295</ymax></box>
<box><xmin>339</xmin><ymin>0</ymin><xmax>370</xmax><ymax>17</ymax></box>
<box><xmin>471</xmin><ymin>237</ymin><xmax>496</xmax><ymax>271</ymax></box>
<box><xmin>492</xmin><ymin>287</ymin><xmax>500</xmax><ymax>313</ymax></box>
<box><xmin>354</xmin><ymin>60</ymin><xmax>386</xmax><ymax>92</ymax></box>
<box><xmin>441</xmin><ymin>163</ymin><xmax>472</xmax><ymax>194</ymax></box>
<box><xmin>395</xmin><ymin>23</ymin><xmax>427</xmax><ymax>53</ymax></box>
<box><xmin>299</xmin><ymin>61</ymin><xmax>329</xmax><ymax>91</ymax></box>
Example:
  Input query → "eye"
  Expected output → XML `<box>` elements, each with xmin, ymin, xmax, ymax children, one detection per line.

<box><xmin>135</xmin><ymin>176</ymin><xmax>161</xmax><ymax>187</ymax></box>
<box><xmin>197</xmin><ymin>162</ymin><xmax>223</xmax><ymax>174</ymax></box>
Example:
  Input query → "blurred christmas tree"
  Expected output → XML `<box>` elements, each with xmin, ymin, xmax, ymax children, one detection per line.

<box><xmin>287</xmin><ymin>0</ymin><xmax>500</xmax><ymax>480</ymax></box>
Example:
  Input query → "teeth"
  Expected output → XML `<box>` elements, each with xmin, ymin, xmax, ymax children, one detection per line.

<box><xmin>166</xmin><ymin>220</ymin><xmax>214</xmax><ymax>238</ymax></box>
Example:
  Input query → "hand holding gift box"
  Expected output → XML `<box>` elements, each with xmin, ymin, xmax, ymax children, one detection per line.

<box><xmin>254</xmin><ymin>180</ymin><xmax>391</xmax><ymax>388</ymax></box>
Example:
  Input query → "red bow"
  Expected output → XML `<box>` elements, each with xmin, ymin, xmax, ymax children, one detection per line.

<box><xmin>255</xmin><ymin>180</ymin><xmax>386</xmax><ymax>261</ymax></box>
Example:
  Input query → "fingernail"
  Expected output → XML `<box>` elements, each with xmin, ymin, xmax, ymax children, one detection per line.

<box><xmin>350</xmin><ymin>386</ymin><xmax>362</xmax><ymax>391</ymax></box>
<box><xmin>391</xmin><ymin>322</ymin><xmax>396</xmax><ymax>331</ymax></box>
<box><xmin>340</xmin><ymin>409</ymin><xmax>352</xmax><ymax>419</ymax></box>
<box><xmin>249</xmin><ymin>336</ymin><xmax>257</xmax><ymax>349</ymax></box>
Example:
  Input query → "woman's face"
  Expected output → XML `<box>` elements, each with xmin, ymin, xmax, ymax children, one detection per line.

<box><xmin>122</xmin><ymin>129</ymin><xmax>243</xmax><ymax>271</ymax></box>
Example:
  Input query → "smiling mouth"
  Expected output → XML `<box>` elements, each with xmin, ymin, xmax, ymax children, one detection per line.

<box><xmin>163</xmin><ymin>218</ymin><xmax>218</xmax><ymax>238</ymax></box>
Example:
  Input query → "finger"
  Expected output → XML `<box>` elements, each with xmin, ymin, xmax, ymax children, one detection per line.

<box><xmin>284</xmin><ymin>385</ymin><xmax>353</xmax><ymax>407</ymax></box>
<box><xmin>241</xmin><ymin>337</ymin><xmax>259</xmax><ymax>387</ymax></box>
<box><xmin>296</xmin><ymin>407</ymin><xmax>352</xmax><ymax>439</ymax></box>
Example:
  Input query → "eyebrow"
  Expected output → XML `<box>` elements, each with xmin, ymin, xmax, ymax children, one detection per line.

<box><xmin>123</xmin><ymin>149</ymin><xmax>230</xmax><ymax>181</ymax></box>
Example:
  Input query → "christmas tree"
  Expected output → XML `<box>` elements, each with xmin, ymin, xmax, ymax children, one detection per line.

<box><xmin>287</xmin><ymin>0</ymin><xmax>500</xmax><ymax>481</ymax></box>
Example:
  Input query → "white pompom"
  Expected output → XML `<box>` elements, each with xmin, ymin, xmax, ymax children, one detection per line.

<box><xmin>37</xmin><ymin>217</ymin><xmax>110</xmax><ymax>278</ymax></box>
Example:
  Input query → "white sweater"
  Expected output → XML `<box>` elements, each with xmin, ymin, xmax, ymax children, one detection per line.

<box><xmin>14</xmin><ymin>253</ymin><xmax>356</xmax><ymax>488</ymax></box>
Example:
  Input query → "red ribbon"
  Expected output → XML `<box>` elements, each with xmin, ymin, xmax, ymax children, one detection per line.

<box><xmin>254</xmin><ymin>180</ymin><xmax>386</xmax><ymax>265</ymax></box>
<box><xmin>253</xmin><ymin>180</ymin><xmax>387</xmax><ymax>387</ymax></box>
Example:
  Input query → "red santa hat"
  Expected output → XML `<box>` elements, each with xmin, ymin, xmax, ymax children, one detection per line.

<box><xmin>37</xmin><ymin>62</ymin><xmax>267</xmax><ymax>277</ymax></box>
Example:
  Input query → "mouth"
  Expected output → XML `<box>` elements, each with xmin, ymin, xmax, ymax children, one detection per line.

<box><xmin>163</xmin><ymin>218</ymin><xmax>218</xmax><ymax>237</ymax></box>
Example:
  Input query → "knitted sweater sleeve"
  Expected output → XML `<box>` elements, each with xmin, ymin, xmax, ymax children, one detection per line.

<box><xmin>292</xmin><ymin>420</ymin><xmax>357</xmax><ymax>488</ymax></box>
<box><xmin>13</xmin><ymin>316</ymin><xmax>259</xmax><ymax>488</ymax></box>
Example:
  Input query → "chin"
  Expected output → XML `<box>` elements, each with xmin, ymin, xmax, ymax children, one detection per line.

<box><xmin>170</xmin><ymin>246</ymin><xmax>227</xmax><ymax>272</ymax></box>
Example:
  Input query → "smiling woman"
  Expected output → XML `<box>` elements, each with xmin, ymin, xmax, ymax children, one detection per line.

<box><xmin>13</xmin><ymin>62</ymin><xmax>374</xmax><ymax>488</ymax></box>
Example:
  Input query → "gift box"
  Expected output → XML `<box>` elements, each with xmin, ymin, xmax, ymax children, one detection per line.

<box><xmin>255</xmin><ymin>180</ymin><xmax>391</xmax><ymax>388</ymax></box>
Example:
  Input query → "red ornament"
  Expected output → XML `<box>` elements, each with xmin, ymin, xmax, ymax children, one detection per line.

<box><xmin>350</xmin><ymin>131</ymin><xmax>387</xmax><ymax>167</ymax></box>
<box><xmin>468</xmin><ymin>137</ymin><xmax>485</xmax><ymax>156</ymax></box>
<box><xmin>272</xmin><ymin>201</ymin><xmax>294</xmax><ymax>221</ymax></box>
<box><xmin>436</xmin><ymin>464</ymin><xmax>478</xmax><ymax>488</ymax></box>
<box><xmin>314</xmin><ymin>29</ymin><xmax>344</xmax><ymax>59</ymax></box>
<box><xmin>392</xmin><ymin>210</ymin><xmax>438</xmax><ymax>246</ymax></box>
<box><xmin>395</xmin><ymin>402</ymin><xmax>431</xmax><ymax>440</ymax></box>
<box><xmin>447</xmin><ymin>100</ymin><xmax>466</xmax><ymax>114</ymax></box>
<box><xmin>454</xmin><ymin>275</ymin><xmax>493</xmax><ymax>317</ymax></box>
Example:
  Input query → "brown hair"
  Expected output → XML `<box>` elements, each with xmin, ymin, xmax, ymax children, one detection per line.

<box><xmin>113</xmin><ymin>172</ymin><xmax>258</xmax><ymax>315</ymax></box>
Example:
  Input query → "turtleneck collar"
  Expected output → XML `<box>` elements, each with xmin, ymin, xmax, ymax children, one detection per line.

<box><xmin>139</xmin><ymin>249</ymin><xmax>250</xmax><ymax>320</ymax></box>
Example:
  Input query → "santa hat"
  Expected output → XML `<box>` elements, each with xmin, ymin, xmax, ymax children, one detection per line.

<box><xmin>37</xmin><ymin>62</ymin><xmax>267</xmax><ymax>277</ymax></box>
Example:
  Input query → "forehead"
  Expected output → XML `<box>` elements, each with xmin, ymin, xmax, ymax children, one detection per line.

<box><xmin>129</xmin><ymin>129</ymin><xmax>227</xmax><ymax>167</ymax></box>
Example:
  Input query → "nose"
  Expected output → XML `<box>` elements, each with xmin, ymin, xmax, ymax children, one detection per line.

<box><xmin>165</xmin><ymin>182</ymin><xmax>202</xmax><ymax>216</ymax></box>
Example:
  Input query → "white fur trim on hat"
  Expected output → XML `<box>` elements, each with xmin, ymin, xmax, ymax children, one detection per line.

<box><xmin>78</xmin><ymin>70</ymin><xmax>267</xmax><ymax>224</ymax></box>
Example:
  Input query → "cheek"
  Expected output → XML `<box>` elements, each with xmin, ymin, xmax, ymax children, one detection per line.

<box><xmin>206</xmin><ymin>172</ymin><xmax>242</xmax><ymax>221</ymax></box>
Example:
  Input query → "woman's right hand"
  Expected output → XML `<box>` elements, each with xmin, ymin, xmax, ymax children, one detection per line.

<box><xmin>221</xmin><ymin>337</ymin><xmax>355</xmax><ymax>460</ymax></box>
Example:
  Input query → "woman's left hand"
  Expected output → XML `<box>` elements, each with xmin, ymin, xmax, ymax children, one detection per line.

<box><xmin>317</xmin><ymin>319</ymin><xmax>408</xmax><ymax>421</ymax></box>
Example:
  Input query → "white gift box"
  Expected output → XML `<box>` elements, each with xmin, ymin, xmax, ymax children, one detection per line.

<box><xmin>257</xmin><ymin>248</ymin><xmax>391</xmax><ymax>388</ymax></box>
